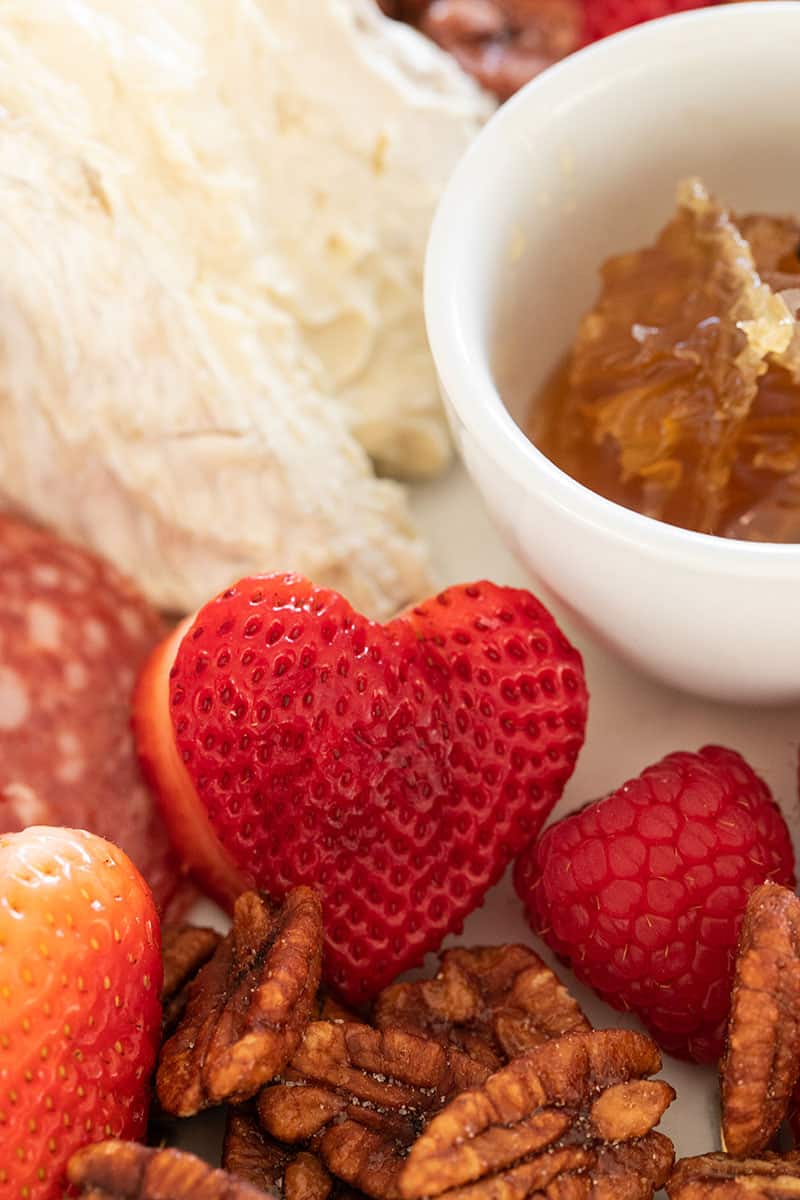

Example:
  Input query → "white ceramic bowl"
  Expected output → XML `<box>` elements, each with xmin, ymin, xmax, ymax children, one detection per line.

<box><xmin>425</xmin><ymin>2</ymin><xmax>800</xmax><ymax>705</ymax></box>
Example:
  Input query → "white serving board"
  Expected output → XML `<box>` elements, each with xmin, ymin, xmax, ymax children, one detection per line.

<box><xmin>172</xmin><ymin>461</ymin><xmax>800</xmax><ymax>1182</ymax></box>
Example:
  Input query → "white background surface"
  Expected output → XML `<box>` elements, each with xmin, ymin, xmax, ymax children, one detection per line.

<box><xmin>172</xmin><ymin>462</ymin><xmax>800</xmax><ymax>1181</ymax></box>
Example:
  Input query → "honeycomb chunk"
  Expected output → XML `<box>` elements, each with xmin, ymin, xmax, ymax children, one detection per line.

<box><xmin>534</xmin><ymin>180</ymin><xmax>800</xmax><ymax>540</ymax></box>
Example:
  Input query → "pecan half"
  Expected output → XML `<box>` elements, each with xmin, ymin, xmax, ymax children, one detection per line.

<box><xmin>224</xmin><ymin>1107</ymin><xmax>289</xmax><ymax>1194</ymax></box>
<box><xmin>224</xmin><ymin>1107</ymin><xmax>340</xmax><ymax>1200</ymax></box>
<box><xmin>317</xmin><ymin>990</ymin><xmax>361</xmax><ymax>1024</ymax></box>
<box><xmin>157</xmin><ymin>888</ymin><xmax>323</xmax><ymax>1115</ymax></box>
<box><xmin>667</xmin><ymin>1152</ymin><xmax>800</xmax><ymax>1198</ymax></box>
<box><xmin>720</xmin><ymin>884</ymin><xmax>800</xmax><ymax>1157</ymax></box>
<box><xmin>375</xmin><ymin>944</ymin><xmax>589</xmax><ymax>1069</ymax></box>
<box><xmin>68</xmin><ymin>1140</ymin><xmax>277</xmax><ymax>1200</ymax></box>
<box><xmin>162</xmin><ymin>923</ymin><xmax>222</xmax><ymax>1033</ymax></box>
<box><xmin>258</xmin><ymin>1020</ymin><xmax>490</xmax><ymax>1200</ymax></box>
<box><xmin>791</xmin><ymin>1078</ymin><xmax>800</xmax><ymax>1150</ymax></box>
<box><xmin>401</xmin><ymin>1029</ymin><xmax>675</xmax><ymax>1200</ymax></box>
<box><xmin>381</xmin><ymin>0</ymin><xmax>583</xmax><ymax>100</ymax></box>
<box><xmin>224</xmin><ymin>1107</ymin><xmax>369</xmax><ymax>1200</ymax></box>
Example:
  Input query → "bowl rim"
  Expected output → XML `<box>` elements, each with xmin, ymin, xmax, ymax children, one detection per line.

<box><xmin>424</xmin><ymin>2</ymin><xmax>800</xmax><ymax>577</ymax></box>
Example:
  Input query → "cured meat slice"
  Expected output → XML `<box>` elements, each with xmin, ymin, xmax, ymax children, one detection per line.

<box><xmin>0</xmin><ymin>513</ymin><xmax>187</xmax><ymax>915</ymax></box>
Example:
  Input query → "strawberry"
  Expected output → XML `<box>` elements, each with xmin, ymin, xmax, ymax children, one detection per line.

<box><xmin>134</xmin><ymin>574</ymin><xmax>587</xmax><ymax>1005</ymax></box>
<box><xmin>514</xmin><ymin>746</ymin><xmax>795</xmax><ymax>1062</ymax></box>
<box><xmin>582</xmin><ymin>0</ymin><xmax>717</xmax><ymax>42</ymax></box>
<box><xmin>0</xmin><ymin>826</ymin><xmax>162</xmax><ymax>1198</ymax></box>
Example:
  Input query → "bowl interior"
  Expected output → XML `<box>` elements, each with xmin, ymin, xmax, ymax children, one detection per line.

<box><xmin>444</xmin><ymin>4</ymin><xmax>800</xmax><ymax>434</ymax></box>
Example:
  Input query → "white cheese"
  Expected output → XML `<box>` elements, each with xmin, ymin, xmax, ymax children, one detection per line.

<box><xmin>0</xmin><ymin>0</ymin><xmax>493</xmax><ymax>615</ymax></box>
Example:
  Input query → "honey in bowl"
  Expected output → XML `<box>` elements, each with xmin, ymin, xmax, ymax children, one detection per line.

<box><xmin>531</xmin><ymin>180</ymin><xmax>800</xmax><ymax>541</ymax></box>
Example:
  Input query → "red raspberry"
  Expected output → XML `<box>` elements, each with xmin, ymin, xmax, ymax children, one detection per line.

<box><xmin>583</xmin><ymin>0</ymin><xmax>717</xmax><ymax>42</ymax></box>
<box><xmin>514</xmin><ymin>746</ymin><xmax>795</xmax><ymax>1063</ymax></box>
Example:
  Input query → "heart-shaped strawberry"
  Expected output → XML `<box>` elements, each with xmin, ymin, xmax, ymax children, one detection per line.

<box><xmin>134</xmin><ymin>575</ymin><xmax>587</xmax><ymax>1004</ymax></box>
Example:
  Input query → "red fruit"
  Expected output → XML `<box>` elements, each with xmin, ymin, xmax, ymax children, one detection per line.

<box><xmin>0</xmin><ymin>826</ymin><xmax>162</xmax><ymax>1198</ymax></box>
<box><xmin>134</xmin><ymin>574</ymin><xmax>587</xmax><ymax>1005</ymax></box>
<box><xmin>583</xmin><ymin>0</ymin><xmax>716</xmax><ymax>42</ymax></box>
<box><xmin>514</xmin><ymin>746</ymin><xmax>795</xmax><ymax>1063</ymax></box>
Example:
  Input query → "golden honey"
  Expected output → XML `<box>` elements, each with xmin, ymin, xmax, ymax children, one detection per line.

<box><xmin>531</xmin><ymin>181</ymin><xmax>800</xmax><ymax>541</ymax></box>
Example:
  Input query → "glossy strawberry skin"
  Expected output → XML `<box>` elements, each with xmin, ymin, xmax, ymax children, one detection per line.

<box><xmin>515</xmin><ymin>746</ymin><xmax>795</xmax><ymax>1062</ymax></box>
<box><xmin>154</xmin><ymin>575</ymin><xmax>588</xmax><ymax>1004</ymax></box>
<box><xmin>0</xmin><ymin>827</ymin><xmax>162</xmax><ymax>1199</ymax></box>
<box><xmin>582</xmin><ymin>0</ymin><xmax>714</xmax><ymax>42</ymax></box>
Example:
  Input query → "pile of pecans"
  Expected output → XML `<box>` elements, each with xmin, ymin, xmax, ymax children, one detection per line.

<box><xmin>68</xmin><ymin>882</ymin><xmax>800</xmax><ymax>1199</ymax></box>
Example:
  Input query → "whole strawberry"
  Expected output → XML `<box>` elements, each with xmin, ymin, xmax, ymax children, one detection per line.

<box><xmin>0</xmin><ymin>827</ymin><xmax>162</xmax><ymax>1198</ymax></box>
<box><xmin>134</xmin><ymin>574</ymin><xmax>588</xmax><ymax>1005</ymax></box>
<box><xmin>583</xmin><ymin>0</ymin><xmax>717</xmax><ymax>42</ymax></box>
<box><xmin>514</xmin><ymin>746</ymin><xmax>795</xmax><ymax>1063</ymax></box>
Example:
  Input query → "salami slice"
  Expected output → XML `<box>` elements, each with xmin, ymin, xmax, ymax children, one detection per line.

<box><xmin>0</xmin><ymin>514</ymin><xmax>189</xmax><ymax>915</ymax></box>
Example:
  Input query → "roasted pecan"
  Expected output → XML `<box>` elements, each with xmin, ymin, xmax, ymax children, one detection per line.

<box><xmin>224</xmin><ymin>1107</ymin><xmax>328</xmax><ymax>1200</ymax></box>
<box><xmin>157</xmin><ymin>888</ymin><xmax>323</xmax><ymax>1116</ymax></box>
<box><xmin>162</xmin><ymin>923</ymin><xmax>222</xmax><ymax>1033</ymax></box>
<box><xmin>720</xmin><ymin>884</ymin><xmax>800</xmax><ymax>1157</ymax></box>
<box><xmin>381</xmin><ymin>0</ymin><xmax>583</xmax><ymax>100</ymax></box>
<box><xmin>224</xmin><ymin>1107</ymin><xmax>289</xmax><ymax>1194</ymax></box>
<box><xmin>791</xmin><ymin>1077</ymin><xmax>800</xmax><ymax>1150</ymax></box>
<box><xmin>224</xmin><ymin>1107</ymin><xmax>367</xmax><ymax>1200</ymax></box>
<box><xmin>258</xmin><ymin>1020</ymin><xmax>490</xmax><ymax>1200</ymax></box>
<box><xmin>401</xmin><ymin>1029</ymin><xmax>675</xmax><ymax>1200</ymax></box>
<box><xmin>375</xmin><ymin>944</ymin><xmax>589</xmax><ymax>1069</ymax></box>
<box><xmin>316</xmin><ymin>990</ymin><xmax>361</xmax><ymax>1024</ymax></box>
<box><xmin>667</xmin><ymin>1152</ymin><xmax>800</xmax><ymax>1198</ymax></box>
<box><xmin>68</xmin><ymin>1140</ymin><xmax>277</xmax><ymax>1200</ymax></box>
